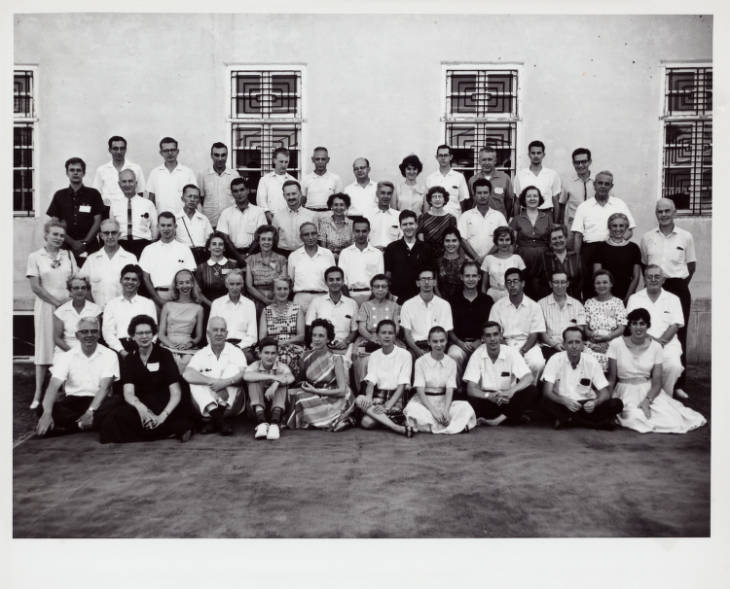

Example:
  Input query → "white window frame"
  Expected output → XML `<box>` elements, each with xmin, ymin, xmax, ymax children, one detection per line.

<box><xmin>14</xmin><ymin>65</ymin><xmax>39</xmax><ymax>217</ymax></box>
<box><xmin>226</xmin><ymin>64</ymin><xmax>307</xmax><ymax>191</ymax></box>
<box><xmin>656</xmin><ymin>60</ymin><xmax>712</xmax><ymax>217</ymax></box>
<box><xmin>441</xmin><ymin>62</ymin><xmax>524</xmax><ymax>181</ymax></box>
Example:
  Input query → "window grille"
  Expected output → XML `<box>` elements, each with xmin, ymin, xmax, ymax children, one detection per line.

<box><xmin>14</xmin><ymin>69</ymin><xmax>36</xmax><ymax>215</ymax></box>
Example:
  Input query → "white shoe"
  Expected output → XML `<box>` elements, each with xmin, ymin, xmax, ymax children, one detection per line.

<box><xmin>266</xmin><ymin>423</ymin><xmax>280</xmax><ymax>440</ymax></box>
<box><xmin>254</xmin><ymin>422</ymin><xmax>269</xmax><ymax>439</ymax></box>
<box><xmin>674</xmin><ymin>388</ymin><xmax>689</xmax><ymax>400</ymax></box>
<box><xmin>29</xmin><ymin>400</ymin><xmax>40</xmax><ymax>410</ymax></box>
<box><xmin>477</xmin><ymin>414</ymin><xmax>507</xmax><ymax>427</ymax></box>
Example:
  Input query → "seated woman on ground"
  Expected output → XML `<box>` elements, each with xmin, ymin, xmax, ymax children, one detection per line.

<box><xmin>403</xmin><ymin>326</ymin><xmax>477</xmax><ymax>434</ymax></box>
<box><xmin>259</xmin><ymin>277</ymin><xmax>305</xmax><ymax>379</ymax></box>
<box><xmin>355</xmin><ymin>320</ymin><xmax>414</xmax><ymax>437</ymax></box>
<box><xmin>158</xmin><ymin>269</ymin><xmax>205</xmax><ymax>372</ymax></box>
<box><xmin>286</xmin><ymin>318</ymin><xmax>355</xmax><ymax>431</ymax></box>
<box><xmin>244</xmin><ymin>337</ymin><xmax>295</xmax><ymax>441</ymax></box>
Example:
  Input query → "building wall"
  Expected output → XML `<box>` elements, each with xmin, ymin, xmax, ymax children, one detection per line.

<box><xmin>13</xmin><ymin>13</ymin><xmax>712</xmax><ymax>358</ymax></box>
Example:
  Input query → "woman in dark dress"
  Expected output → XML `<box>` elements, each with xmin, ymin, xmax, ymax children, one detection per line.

<box><xmin>417</xmin><ymin>186</ymin><xmax>457</xmax><ymax>259</ymax></box>
<box><xmin>591</xmin><ymin>212</ymin><xmax>641</xmax><ymax>305</ymax></box>
<box><xmin>509</xmin><ymin>186</ymin><xmax>551</xmax><ymax>300</ymax></box>
<box><xmin>98</xmin><ymin>314</ymin><xmax>195</xmax><ymax>443</ymax></box>
<box><xmin>195</xmin><ymin>231</ymin><xmax>239</xmax><ymax>307</ymax></box>
<box><xmin>542</xmin><ymin>224</ymin><xmax>583</xmax><ymax>300</ymax></box>
<box><xmin>435</xmin><ymin>227</ymin><xmax>469</xmax><ymax>302</ymax></box>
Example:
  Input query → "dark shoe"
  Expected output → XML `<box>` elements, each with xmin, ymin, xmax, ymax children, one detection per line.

<box><xmin>200</xmin><ymin>420</ymin><xmax>216</xmax><ymax>434</ymax></box>
<box><xmin>553</xmin><ymin>418</ymin><xmax>563</xmax><ymax>430</ymax></box>
<box><xmin>594</xmin><ymin>421</ymin><xmax>617</xmax><ymax>431</ymax></box>
<box><xmin>179</xmin><ymin>429</ymin><xmax>193</xmax><ymax>443</ymax></box>
<box><xmin>219</xmin><ymin>419</ymin><xmax>233</xmax><ymax>436</ymax></box>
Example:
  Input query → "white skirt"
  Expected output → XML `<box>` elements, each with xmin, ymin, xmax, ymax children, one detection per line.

<box><xmin>404</xmin><ymin>396</ymin><xmax>476</xmax><ymax>435</ymax></box>
<box><xmin>613</xmin><ymin>382</ymin><xmax>706</xmax><ymax>434</ymax></box>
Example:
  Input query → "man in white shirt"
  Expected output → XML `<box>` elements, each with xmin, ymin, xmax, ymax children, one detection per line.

<box><xmin>288</xmin><ymin>222</ymin><xmax>336</xmax><ymax>312</ymax></box>
<box><xmin>111</xmin><ymin>169</ymin><xmax>158</xmax><ymax>259</ymax></box>
<box><xmin>338</xmin><ymin>217</ymin><xmax>384</xmax><ymax>305</ymax></box>
<box><xmin>538</xmin><ymin>271</ymin><xmax>586</xmax><ymax>361</ymax></box>
<box><xmin>36</xmin><ymin>316</ymin><xmax>119</xmax><ymax>437</ymax></box>
<box><xmin>217</xmin><ymin>177</ymin><xmax>268</xmax><ymax>261</ymax></box>
<box><xmin>463</xmin><ymin>321</ymin><xmax>539</xmax><ymax>426</ymax></box>
<box><xmin>626</xmin><ymin>265</ymin><xmax>686</xmax><ymax>398</ymax></box>
<box><xmin>489</xmin><ymin>267</ymin><xmax>546</xmax><ymax>384</ymax></box>
<box><xmin>198</xmin><ymin>142</ymin><xmax>240</xmax><ymax>228</ymax></box>
<box><xmin>571</xmin><ymin>170</ymin><xmax>636</xmax><ymax>300</ymax></box>
<box><xmin>79</xmin><ymin>218</ymin><xmax>137</xmax><ymax>310</ymax></box>
<box><xmin>256</xmin><ymin>147</ymin><xmax>297</xmax><ymax>222</ymax></box>
<box><xmin>207</xmin><ymin>270</ymin><xmax>258</xmax><ymax>362</ymax></box>
<box><xmin>513</xmin><ymin>140</ymin><xmax>562</xmax><ymax>221</ymax></box>
<box><xmin>175</xmin><ymin>184</ymin><xmax>213</xmax><ymax>264</ymax></box>
<box><xmin>146</xmin><ymin>136</ymin><xmax>198</xmax><ymax>215</ymax></box>
<box><xmin>366</xmin><ymin>181</ymin><xmax>403</xmax><ymax>250</ymax></box>
<box><xmin>541</xmin><ymin>325</ymin><xmax>623</xmax><ymax>429</ymax></box>
<box><xmin>344</xmin><ymin>157</ymin><xmax>378</xmax><ymax>217</ymax></box>
<box><xmin>559</xmin><ymin>147</ymin><xmax>595</xmax><ymax>228</ymax></box>
<box><xmin>457</xmin><ymin>178</ymin><xmax>508</xmax><ymax>264</ymax></box>
<box><xmin>183</xmin><ymin>316</ymin><xmax>248</xmax><ymax>436</ymax></box>
<box><xmin>302</xmin><ymin>146</ymin><xmax>343</xmax><ymax>215</ymax></box>
<box><xmin>425</xmin><ymin>144</ymin><xmax>469</xmax><ymax>219</ymax></box>
<box><xmin>271</xmin><ymin>180</ymin><xmax>317</xmax><ymax>255</ymax></box>
<box><xmin>139</xmin><ymin>212</ymin><xmax>196</xmax><ymax>307</ymax></box>
<box><xmin>401</xmin><ymin>267</ymin><xmax>454</xmax><ymax>358</ymax></box>
<box><xmin>92</xmin><ymin>135</ymin><xmax>145</xmax><ymax>211</ymax></box>
<box><xmin>306</xmin><ymin>266</ymin><xmax>358</xmax><ymax>366</ymax></box>
<box><xmin>102</xmin><ymin>264</ymin><xmax>157</xmax><ymax>357</ymax></box>
<box><xmin>639</xmin><ymin>198</ymin><xmax>696</xmax><ymax>398</ymax></box>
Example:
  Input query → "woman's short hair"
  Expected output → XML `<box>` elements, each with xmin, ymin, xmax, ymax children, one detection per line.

<box><xmin>518</xmin><ymin>185</ymin><xmax>545</xmax><ymax>208</ymax></box>
<box><xmin>44</xmin><ymin>217</ymin><xmax>67</xmax><ymax>234</ymax></box>
<box><xmin>398</xmin><ymin>154</ymin><xmax>423</xmax><ymax>176</ymax></box>
<box><xmin>369</xmin><ymin>273</ymin><xmax>390</xmax><ymax>287</ymax></box>
<box><xmin>425</xmin><ymin>185</ymin><xmax>450</xmax><ymax>206</ymax></box>
<box><xmin>170</xmin><ymin>268</ymin><xmax>202</xmax><ymax>302</ymax></box>
<box><xmin>442</xmin><ymin>227</ymin><xmax>462</xmax><ymax>243</ymax></box>
<box><xmin>427</xmin><ymin>325</ymin><xmax>447</xmax><ymax>341</ymax></box>
<box><xmin>376</xmin><ymin>319</ymin><xmax>396</xmax><ymax>333</ymax></box>
<box><xmin>327</xmin><ymin>192</ymin><xmax>351</xmax><ymax>209</ymax></box>
<box><xmin>492</xmin><ymin>225</ymin><xmax>514</xmax><ymax>245</ymax></box>
<box><xmin>592</xmin><ymin>268</ymin><xmax>615</xmax><ymax>285</ymax></box>
<box><xmin>624</xmin><ymin>307</ymin><xmax>651</xmax><ymax>336</ymax></box>
<box><xmin>607</xmin><ymin>212</ymin><xmax>630</xmax><ymax>227</ymax></box>
<box><xmin>309</xmin><ymin>318</ymin><xmax>335</xmax><ymax>343</ymax></box>
<box><xmin>127</xmin><ymin>314</ymin><xmax>158</xmax><ymax>337</ymax></box>
<box><xmin>66</xmin><ymin>274</ymin><xmax>90</xmax><ymax>291</ymax></box>
<box><xmin>205</xmin><ymin>230</ymin><xmax>236</xmax><ymax>258</ymax></box>
<box><xmin>249</xmin><ymin>224</ymin><xmax>279</xmax><ymax>254</ymax></box>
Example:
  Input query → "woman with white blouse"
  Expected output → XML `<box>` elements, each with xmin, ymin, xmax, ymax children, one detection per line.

<box><xmin>52</xmin><ymin>275</ymin><xmax>102</xmax><ymax>360</ymax></box>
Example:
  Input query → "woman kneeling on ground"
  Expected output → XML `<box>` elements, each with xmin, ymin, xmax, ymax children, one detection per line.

<box><xmin>98</xmin><ymin>314</ymin><xmax>195</xmax><ymax>443</ymax></box>
<box><xmin>286</xmin><ymin>318</ymin><xmax>355</xmax><ymax>431</ymax></box>
<box><xmin>355</xmin><ymin>319</ymin><xmax>414</xmax><ymax>437</ymax></box>
<box><xmin>244</xmin><ymin>337</ymin><xmax>295</xmax><ymax>441</ymax></box>
<box><xmin>403</xmin><ymin>326</ymin><xmax>476</xmax><ymax>434</ymax></box>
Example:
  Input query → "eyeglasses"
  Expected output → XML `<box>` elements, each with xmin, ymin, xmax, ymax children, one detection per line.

<box><xmin>573</xmin><ymin>159</ymin><xmax>590</xmax><ymax>165</ymax></box>
<box><xmin>101</xmin><ymin>231</ymin><xmax>119</xmax><ymax>236</ymax></box>
<box><xmin>77</xmin><ymin>329</ymin><xmax>99</xmax><ymax>335</ymax></box>
<box><xmin>505</xmin><ymin>279</ymin><xmax>522</xmax><ymax>285</ymax></box>
<box><xmin>161</xmin><ymin>148</ymin><xmax>178</xmax><ymax>153</ymax></box>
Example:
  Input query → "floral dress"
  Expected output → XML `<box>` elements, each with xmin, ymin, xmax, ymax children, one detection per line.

<box><xmin>263</xmin><ymin>302</ymin><xmax>304</xmax><ymax>379</ymax></box>
<box><xmin>584</xmin><ymin>296</ymin><xmax>627</xmax><ymax>370</ymax></box>
<box><xmin>436</xmin><ymin>252</ymin><xmax>468</xmax><ymax>302</ymax></box>
<box><xmin>317</xmin><ymin>214</ymin><xmax>353</xmax><ymax>257</ymax></box>
<box><xmin>245</xmin><ymin>252</ymin><xmax>288</xmax><ymax>315</ymax></box>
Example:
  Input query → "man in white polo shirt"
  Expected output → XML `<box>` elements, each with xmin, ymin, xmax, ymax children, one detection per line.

<box><xmin>175</xmin><ymin>184</ymin><xmax>213</xmax><ymax>264</ymax></box>
<box><xmin>92</xmin><ymin>135</ymin><xmax>146</xmax><ymax>210</ymax></box>
<box><xmin>217</xmin><ymin>177</ymin><xmax>268</xmax><ymax>260</ymax></box>
<box><xmin>207</xmin><ymin>270</ymin><xmax>258</xmax><ymax>362</ymax></box>
<box><xmin>271</xmin><ymin>180</ymin><xmax>317</xmax><ymax>255</ymax></box>
<box><xmin>256</xmin><ymin>147</ymin><xmax>297</xmax><ymax>223</ymax></box>
<box><xmin>198</xmin><ymin>142</ymin><xmax>240</xmax><ymax>228</ymax></box>
<box><xmin>337</xmin><ymin>216</ymin><xmax>384</xmax><ymax>305</ymax></box>
<box><xmin>139</xmin><ymin>212</ymin><xmax>196</xmax><ymax>307</ymax></box>
<box><xmin>425</xmin><ymin>144</ymin><xmax>469</xmax><ymax>219</ymax></box>
<box><xmin>344</xmin><ymin>157</ymin><xmax>378</xmax><ymax>217</ymax></box>
<box><xmin>457</xmin><ymin>177</ymin><xmax>508</xmax><ymax>264</ymax></box>
<box><xmin>366</xmin><ymin>181</ymin><xmax>403</xmax><ymax>250</ymax></box>
<box><xmin>302</xmin><ymin>146</ymin><xmax>343</xmax><ymax>216</ymax></box>
<box><xmin>513</xmin><ymin>140</ymin><xmax>562</xmax><ymax>221</ymax></box>
<box><xmin>146</xmin><ymin>137</ymin><xmax>198</xmax><ymax>215</ymax></box>
<box><xmin>36</xmin><ymin>316</ymin><xmax>119</xmax><ymax>437</ymax></box>
<box><xmin>288</xmin><ymin>222</ymin><xmax>336</xmax><ymax>312</ymax></box>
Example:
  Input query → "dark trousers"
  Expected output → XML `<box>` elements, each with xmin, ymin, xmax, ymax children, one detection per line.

<box><xmin>469</xmin><ymin>385</ymin><xmax>540</xmax><ymax>423</ymax></box>
<box><xmin>579</xmin><ymin>242</ymin><xmax>601</xmax><ymax>300</ymax></box>
<box><xmin>119</xmin><ymin>238</ymin><xmax>151</xmax><ymax>259</ymax></box>
<box><xmin>663</xmin><ymin>277</ymin><xmax>691</xmax><ymax>388</ymax></box>
<box><xmin>540</xmin><ymin>397</ymin><xmax>623</xmax><ymax>428</ymax></box>
<box><xmin>36</xmin><ymin>395</ymin><xmax>113</xmax><ymax>436</ymax></box>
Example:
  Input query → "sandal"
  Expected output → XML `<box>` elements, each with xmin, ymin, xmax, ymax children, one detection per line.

<box><xmin>404</xmin><ymin>424</ymin><xmax>415</xmax><ymax>438</ymax></box>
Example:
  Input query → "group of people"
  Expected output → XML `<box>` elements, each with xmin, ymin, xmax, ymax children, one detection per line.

<box><xmin>26</xmin><ymin>135</ymin><xmax>706</xmax><ymax>442</ymax></box>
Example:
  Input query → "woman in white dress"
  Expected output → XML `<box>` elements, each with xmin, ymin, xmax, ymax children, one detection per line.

<box><xmin>607</xmin><ymin>307</ymin><xmax>706</xmax><ymax>434</ymax></box>
<box><xmin>404</xmin><ymin>326</ymin><xmax>476</xmax><ymax>434</ymax></box>
<box><xmin>52</xmin><ymin>275</ymin><xmax>102</xmax><ymax>361</ymax></box>
<box><xmin>480</xmin><ymin>225</ymin><xmax>525</xmax><ymax>301</ymax></box>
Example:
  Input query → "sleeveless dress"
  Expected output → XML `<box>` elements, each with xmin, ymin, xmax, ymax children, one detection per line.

<box><xmin>608</xmin><ymin>338</ymin><xmax>706</xmax><ymax>434</ymax></box>
<box><xmin>480</xmin><ymin>253</ymin><xmax>526</xmax><ymax>301</ymax></box>
<box><xmin>584</xmin><ymin>296</ymin><xmax>627</xmax><ymax>371</ymax></box>
<box><xmin>263</xmin><ymin>302</ymin><xmax>304</xmax><ymax>379</ymax></box>
<box><xmin>161</xmin><ymin>301</ymin><xmax>202</xmax><ymax>371</ymax></box>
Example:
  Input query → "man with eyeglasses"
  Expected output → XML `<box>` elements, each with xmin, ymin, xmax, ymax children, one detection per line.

<box><xmin>626</xmin><ymin>265</ymin><xmax>686</xmax><ymax>399</ymax></box>
<box><xmin>559</xmin><ymin>147</ymin><xmax>595</xmax><ymax>228</ymax></box>
<box><xmin>35</xmin><ymin>317</ymin><xmax>119</xmax><ymax>437</ymax></box>
<box><xmin>538</xmin><ymin>270</ymin><xmax>586</xmax><ymax>361</ymax></box>
<box><xmin>78</xmin><ymin>218</ymin><xmax>138</xmax><ymax>310</ymax></box>
<box><xmin>146</xmin><ymin>137</ymin><xmax>198</xmax><ymax>215</ymax></box>
<box><xmin>344</xmin><ymin>157</ymin><xmax>378</xmax><ymax>217</ymax></box>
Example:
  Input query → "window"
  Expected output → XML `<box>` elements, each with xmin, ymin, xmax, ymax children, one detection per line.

<box><xmin>443</xmin><ymin>66</ymin><xmax>519</xmax><ymax>184</ymax></box>
<box><xmin>661</xmin><ymin>65</ymin><xmax>712</xmax><ymax>216</ymax></box>
<box><xmin>229</xmin><ymin>68</ymin><xmax>303</xmax><ymax>197</ymax></box>
<box><xmin>14</xmin><ymin>68</ymin><xmax>37</xmax><ymax>216</ymax></box>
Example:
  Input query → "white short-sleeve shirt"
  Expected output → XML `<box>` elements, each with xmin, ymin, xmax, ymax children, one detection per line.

<box><xmin>626</xmin><ymin>288</ymin><xmax>684</xmax><ymax>354</ymax></box>
<box><xmin>271</xmin><ymin>206</ymin><xmax>317</xmax><ymax>251</ymax></box>
<box><xmin>302</xmin><ymin>170</ymin><xmax>343</xmax><ymax>210</ymax></box>
<box><xmin>458</xmin><ymin>207</ymin><xmax>509</xmax><ymax>259</ymax></box>
<box><xmin>109</xmin><ymin>195</ymin><xmax>158</xmax><ymax>241</ymax></box>
<box><xmin>101</xmin><ymin>294</ymin><xmax>158</xmax><ymax>353</ymax></box>
<box><xmin>570</xmin><ymin>196</ymin><xmax>636</xmax><ymax>244</ymax></box>
<box><xmin>489</xmin><ymin>295</ymin><xmax>546</xmax><ymax>345</ymax></box>
<box><xmin>514</xmin><ymin>166</ymin><xmax>562</xmax><ymax>209</ymax></box>
<box><xmin>216</xmin><ymin>204</ymin><xmax>268</xmax><ymax>249</ymax></box>
<box><xmin>92</xmin><ymin>160</ymin><xmax>146</xmax><ymax>206</ymax></box>
<box><xmin>542</xmin><ymin>351</ymin><xmax>608</xmax><ymax>402</ymax></box>
<box><xmin>175</xmin><ymin>210</ymin><xmax>214</xmax><ymax>248</ymax></box>
<box><xmin>400</xmin><ymin>294</ymin><xmax>454</xmax><ymax>342</ymax></box>
<box><xmin>53</xmin><ymin>300</ymin><xmax>102</xmax><ymax>349</ymax></box>
<box><xmin>344</xmin><ymin>180</ymin><xmax>378</xmax><ymax>217</ymax></box>
<box><xmin>256</xmin><ymin>171</ymin><xmax>297</xmax><ymax>213</ymax></box>
<box><xmin>425</xmin><ymin>169</ymin><xmax>469</xmax><ymax>219</ymax></box>
<box><xmin>337</xmin><ymin>243</ymin><xmax>384</xmax><ymax>289</ymax></box>
<box><xmin>208</xmin><ymin>295</ymin><xmax>258</xmax><ymax>349</ymax></box>
<box><xmin>138</xmin><ymin>240</ymin><xmax>196</xmax><ymax>288</ymax></box>
<box><xmin>462</xmin><ymin>343</ymin><xmax>530</xmax><ymax>391</ymax></box>
<box><xmin>187</xmin><ymin>342</ymin><xmax>248</xmax><ymax>379</ymax></box>
<box><xmin>78</xmin><ymin>247</ymin><xmax>138</xmax><ymax>310</ymax></box>
<box><xmin>305</xmin><ymin>294</ymin><xmax>358</xmax><ymax>342</ymax></box>
<box><xmin>287</xmin><ymin>246</ymin><xmax>335</xmax><ymax>293</ymax></box>
<box><xmin>146</xmin><ymin>164</ymin><xmax>198</xmax><ymax>215</ymax></box>
<box><xmin>364</xmin><ymin>346</ymin><xmax>412</xmax><ymax>390</ymax></box>
<box><xmin>639</xmin><ymin>227</ymin><xmax>696</xmax><ymax>279</ymax></box>
<box><xmin>50</xmin><ymin>343</ymin><xmax>119</xmax><ymax>397</ymax></box>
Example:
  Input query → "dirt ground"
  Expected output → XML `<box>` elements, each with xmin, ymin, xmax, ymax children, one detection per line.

<box><xmin>12</xmin><ymin>363</ymin><xmax>711</xmax><ymax>538</ymax></box>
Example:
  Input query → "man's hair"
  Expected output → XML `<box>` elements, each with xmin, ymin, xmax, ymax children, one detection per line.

<box><xmin>460</xmin><ymin>259</ymin><xmax>481</xmax><ymax>276</ymax></box>
<box><xmin>77</xmin><ymin>316</ymin><xmax>100</xmax><ymax>331</ymax></box>
<box><xmin>417</xmin><ymin>267</ymin><xmax>436</xmax><ymax>280</ymax></box>
<box><xmin>100</xmin><ymin>218</ymin><xmax>120</xmax><ymax>232</ymax></box>
<box><xmin>595</xmin><ymin>170</ymin><xmax>614</xmax><ymax>182</ymax></box>
<box><xmin>118</xmin><ymin>168</ymin><xmax>137</xmax><ymax>182</ymax></box>
<box><xmin>312</xmin><ymin>146</ymin><xmax>329</xmax><ymax>155</ymax></box>
<box><xmin>399</xmin><ymin>209</ymin><xmax>418</xmax><ymax>224</ymax></box>
<box><xmin>479</xmin><ymin>146</ymin><xmax>498</xmax><ymax>156</ymax></box>
<box><xmin>65</xmin><ymin>157</ymin><xmax>86</xmax><ymax>173</ymax></box>
<box><xmin>550</xmin><ymin>270</ymin><xmax>570</xmax><ymax>283</ymax></box>
<box><xmin>562</xmin><ymin>325</ymin><xmax>585</xmax><ymax>341</ymax></box>
<box><xmin>230</xmin><ymin>177</ymin><xmax>247</xmax><ymax>191</ymax></box>
<box><xmin>127</xmin><ymin>314</ymin><xmax>158</xmax><ymax>337</ymax></box>
<box><xmin>472</xmin><ymin>178</ymin><xmax>493</xmax><ymax>193</ymax></box>
<box><xmin>211</xmin><ymin>142</ymin><xmax>227</xmax><ymax>153</ymax></box>
<box><xmin>120</xmin><ymin>263</ymin><xmax>143</xmax><ymax>281</ymax></box>
<box><xmin>353</xmin><ymin>157</ymin><xmax>370</xmax><ymax>168</ymax></box>
<box><xmin>158</xmin><ymin>211</ymin><xmax>176</xmax><ymax>224</ymax></box>
<box><xmin>528</xmin><ymin>140</ymin><xmax>545</xmax><ymax>152</ymax></box>
<box><xmin>436</xmin><ymin>144</ymin><xmax>452</xmax><ymax>155</ymax></box>
<box><xmin>182</xmin><ymin>184</ymin><xmax>200</xmax><ymax>196</ymax></box>
<box><xmin>273</xmin><ymin>147</ymin><xmax>290</xmax><ymax>159</ymax></box>
<box><xmin>376</xmin><ymin>319</ymin><xmax>397</xmax><ymax>333</ymax></box>
<box><xmin>67</xmin><ymin>274</ymin><xmax>91</xmax><ymax>291</ymax></box>
<box><xmin>504</xmin><ymin>267</ymin><xmax>524</xmax><ymax>283</ymax></box>
<box><xmin>108</xmin><ymin>136</ymin><xmax>127</xmax><ymax>149</ymax></box>
<box><xmin>324</xmin><ymin>265</ymin><xmax>344</xmax><ymax>281</ymax></box>
<box><xmin>298</xmin><ymin>221</ymin><xmax>317</xmax><ymax>235</ymax></box>
<box><xmin>282</xmin><ymin>179</ymin><xmax>301</xmax><ymax>193</ymax></box>
<box><xmin>207</xmin><ymin>315</ymin><xmax>228</xmax><ymax>332</ymax></box>
<box><xmin>377</xmin><ymin>180</ymin><xmax>395</xmax><ymax>193</ymax></box>
<box><xmin>224</xmin><ymin>269</ymin><xmax>245</xmax><ymax>283</ymax></box>
<box><xmin>482</xmin><ymin>320</ymin><xmax>502</xmax><ymax>334</ymax></box>
<box><xmin>258</xmin><ymin>336</ymin><xmax>279</xmax><ymax>351</ymax></box>
<box><xmin>572</xmin><ymin>147</ymin><xmax>591</xmax><ymax>161</ymax></box>
<box><xmin>351</xmin><ymin>216</ymin><xmax>371</xmax><ymax>230</ymax></box>
<box><xmin>159</xmin><ymin>137</ymin><xmax>178</xmax><ymax>149</ymax></box>
<box><xmin>549</xmin><ymin>224</ymin><xmax>569</xmax><ymax>239</ymax></box>
<box><xmin>643</xmin><ymin>264</ymin><xmax>664</xmax><ymax>277</ymax></box>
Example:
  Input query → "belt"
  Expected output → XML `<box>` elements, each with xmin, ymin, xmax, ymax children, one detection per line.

<box><xmin>295</xmin><ymin>290</ymin><xmax>327</xmax><ymax>295</ymax></box>
<box><xmin>424</xmin><ymin>389</ymin><xmax>446</xmax><ymax>396</ymax></box>
<box><xmin>618</xmin><ymin>377</ymin><xmax>650</xmax><ymax>384</ymax></box>
<box><xmin>155</xmin><ymin>287</ymin><xmax>170</xmax><ymax>291</ymax></box>
<box><xmin>306</xmin><ymin>207</ymin><xmax>329</xmax><ymax>212</ymax></box>
<box><xmin>349</xmin><ymin>287</ymin><xmax>371</xmax><ymax>292</ymax></box>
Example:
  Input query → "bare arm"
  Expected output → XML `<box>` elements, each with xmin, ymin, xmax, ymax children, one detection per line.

<box><xmin>53</xmin><ymin>315</ymin><xmax>71</xmax><ymax>351</ymax></box>
<box><xmin>573</xmin><ymin>231</ymin><xmax>583</xmax><ymax>256</ymax></box>
<box><xmin>543</xmin><ymin>379</ymin><xmax>580</xmax><ymax>412</ymax></box>
<box><xmin>156</xmin><ymin>305</ymin><xmax>174</xmax><ymax>347</ymax></box>
<box><xmin>83</xmin><ymin>214</ymin><xmax>103</xmax><ymax>244</ymax></box>
<box><xmin>246</xmin><ymin>263</ymin><xmax>273</xmax><ymax>306</ymax></box>
<box><xmin>624</xmin><ymin>264</ymin><xmax>642</xmax><ymax>304</ymax></box>
<box><xmin>687</xmin><ymin>261</ymin><xmax>696</xmax><ymax>283</ymax></box>
<box><xmin>402</xmin><ymin>327</ymin><xmax>425</xmax><ymax>357</ymax></box>
<box><xmin>36</xmin><ymin>377</ymin><xmax>64</xmax><ymax>435</ymax></box>
<box><xmin>519</xmin><ymin>332</ymin><xmax>540</xmax><ymax>354</ymax></box>
<box><xmin>191</xmin><ymin>307</ymin><xmax>205</xmax><ymax>346</ymax></box>
<box><xmin>143</xmin><ymin>272</ymin><xmax>164</xmax><ymax>307</ymax></box>
<box><xmin>29</xmin><ymin>276</ymin><xmax>66</xmax><ymax>307</ymax></box>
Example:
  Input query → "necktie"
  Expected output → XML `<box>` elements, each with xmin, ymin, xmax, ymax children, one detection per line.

<box><xmin>127</xmin><ymin>198</ymin><xmax>133</xmax><ymax>240</ymax></box>
<box><xmin>583</xmin><ymin>179</ymin><xmax>589</xmax><ymax>201</ymax></box>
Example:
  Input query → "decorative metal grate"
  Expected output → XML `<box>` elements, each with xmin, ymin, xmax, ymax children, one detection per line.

<box><xmin>231</xmin><ymin>70</ymin><xmax>301</xmax><ymax>118</ymax></box>
<box><xmin>14</xmin><ymin>70</ymin><xmax>34</xmax><ymax>118</ymax></box>
<box><xmin>446</xmin><ymin>70</ymin><xmax>518</xmax><ymax>117</ymax></box>
<box><xmin>14</xmin><ymin>70</ymin><xmax>35</xmax><ymax>215</ymax></box>
<box><xmin>662</xmin><ymin>67</ymin><xmax>712</xmax><ymax>216</ymax></box>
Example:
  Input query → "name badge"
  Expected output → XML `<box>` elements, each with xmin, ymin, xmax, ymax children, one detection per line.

<box><xmin>147</xmin><ymin>362</ymin><xmax>160</xmax><ymax>372</ymax></box>
<box><xmin>494</xmin><ymin>187</ymin><xmax>504</xmax><ymax>195</ymax></box>
<box><xmin>79</xmin><ymin>205</ymin><xmax>91</xmax><ymax>213</ymax></box>
<box><xmin>221</xmin><ymin>268</ymin><xmax>231</xmax><ymax>275</ymax></box>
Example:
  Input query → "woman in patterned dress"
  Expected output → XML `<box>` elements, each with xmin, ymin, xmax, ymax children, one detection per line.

<box><xmin>417</xmin><ymin>186</ymin><xmax>457</xmax><ymax>259</ymax></box>
<box><xmin>394</xmin><ymin>154</ymin><xmax>427</xmax><ymax>215</ymax></box>
<box><xmin>480</xmin><ymin>226</ymin><xmax>526</xmax><ymax>301</ymax></box>
<box><xmin>435</xmin><ymin>227</ymin><xmax>470</xmax><ymax>302</ymax></box>
<box><xmin>317</xmin><ymin>192</ymin><xmax>354</xmax><ymax>261</ymax></box>
<box><xmin>158</xmin><ymin>269</ymin><xmax>205</xmax><ymax>371</ymax></box>
<box><xmin>509</xmin><ymin>186</ymin><xmax>552</xmax><ymax>300</ymax></box>
<box><xmin>245</xmin><ymin>225</ymin><xmax>288</xmax><ymax>318</ymax></box>
<box><xmin>259</xmin><ymin>277</ymin><xmax>305</xmax><ymax>379</ymax></box>
<box><xmin>195</xmin><ymin>231</ymin><xmax>239</xmax><ymax>307</ymax></box>
<box><xmin>584</xmin><ymin>269</ymin><xmax>627</xmax><ymax>371</ymax></box>
<box><xmin>26</xmin><ymin>218</ymin><xmax>77</xmax><ymax>409</ymax></box>
<box><xmin>286</xmin><ymin>318</ymin><xmax>355</xmax><ymax>431</ymax></box>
